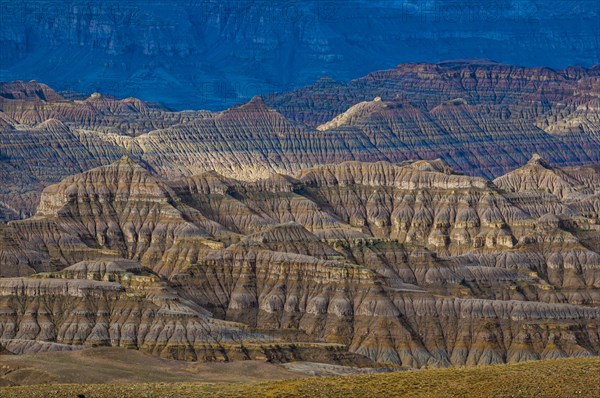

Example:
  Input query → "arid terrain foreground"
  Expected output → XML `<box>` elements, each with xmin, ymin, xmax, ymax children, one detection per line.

<box><xmin>0</xmin><ymin>60</ymin><xmax>599</xmax><ymax>393</ymax></box>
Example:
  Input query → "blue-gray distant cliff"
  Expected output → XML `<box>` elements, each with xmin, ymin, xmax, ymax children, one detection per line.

<box><xmin>1</xmin><ymin>0</ymin><xmax>598</xmax><ymax>110</ymax></box>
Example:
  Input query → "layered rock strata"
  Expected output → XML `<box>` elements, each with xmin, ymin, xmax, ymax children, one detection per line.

<box><xmin>2</xmin><ymin>60</ymin><xmax>600</xmax><ymax>220</ymax></box>
<box><xmin>1</xmin><ymin>157</ymin><xmax>599</xmax><ymax>367</ymax></box>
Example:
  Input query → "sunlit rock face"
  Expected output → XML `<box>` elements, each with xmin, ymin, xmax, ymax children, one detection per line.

<box><xmin>1</xmin><ymin>156</ymin><xmax>599</xmax><ymax>367</ymax></box>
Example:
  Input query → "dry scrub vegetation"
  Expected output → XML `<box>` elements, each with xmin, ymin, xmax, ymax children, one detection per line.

<box><xmin>1</xmin><ymin>357</ymin><xmax>598</xmax><ymax>398</ymax></box>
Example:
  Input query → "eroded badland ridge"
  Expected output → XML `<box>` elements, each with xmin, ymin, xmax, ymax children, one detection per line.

<box><xmin>0</xmin><ymin>61</ymin><xmax>599</xmax><ymax>375</ymax></box>
<box><xmin>1</xmin><ymin>60</ymin><xmax>599</xmax><ymax>220</ymax></box>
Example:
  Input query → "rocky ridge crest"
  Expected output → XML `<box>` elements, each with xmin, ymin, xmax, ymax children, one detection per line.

<box><xmin>1</xmin><ymin>156</ymin><xmax>599</xmax><ymax>367</ymax></box>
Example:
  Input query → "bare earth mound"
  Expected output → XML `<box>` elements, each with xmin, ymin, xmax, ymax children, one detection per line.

<box><xmin>0</xmin><ymin>347</ymin><xmax>304</xmax><ymax>387</ymax></box>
